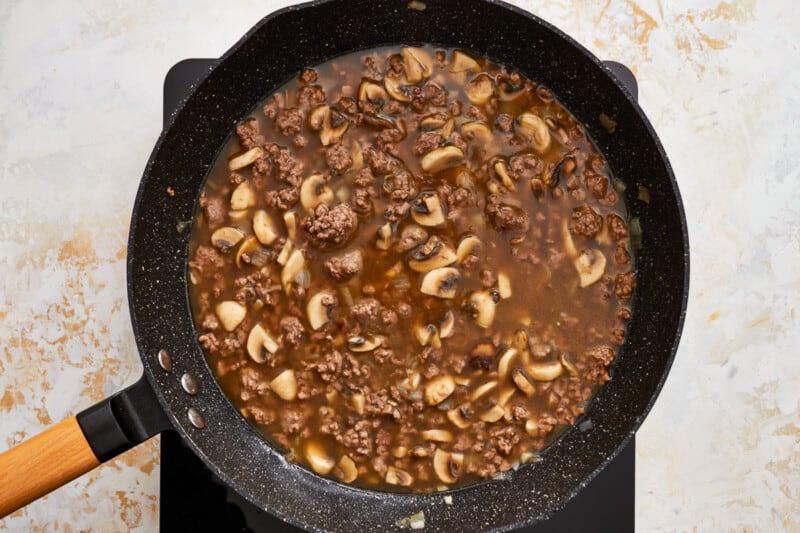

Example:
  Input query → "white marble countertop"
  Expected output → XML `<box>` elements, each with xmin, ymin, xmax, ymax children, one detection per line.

<box><xmin>1</xmin><ymin>0</ymin><xmax>798</xmax><ymax>531</ymax></box>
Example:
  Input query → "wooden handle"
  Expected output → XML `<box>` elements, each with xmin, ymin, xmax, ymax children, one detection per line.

<box><xmin>0</xmin><ymin>416</ymin><xmax>100</xmax><ymax>517</ymax></box>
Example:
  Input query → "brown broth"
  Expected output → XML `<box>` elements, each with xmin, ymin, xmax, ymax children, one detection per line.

<box><xmin>188</xmin><ymin>45</ymin><xmax>635</xmax><ymax>492</ymax></box>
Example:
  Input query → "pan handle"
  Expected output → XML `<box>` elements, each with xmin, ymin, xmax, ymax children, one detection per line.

<box><xmin>0</xmin><ymin>377</ymin><xmax>171</xmax><ymax>517</ymax></box>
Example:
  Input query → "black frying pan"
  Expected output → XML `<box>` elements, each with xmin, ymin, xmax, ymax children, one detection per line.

<box><xmin>0</xmin><ymin>0</ymin><xmax>689</xmax><ymax>530</ymax></box>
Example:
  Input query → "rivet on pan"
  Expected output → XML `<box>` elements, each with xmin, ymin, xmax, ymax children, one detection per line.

<box><xmin>188</xmin><ymin>408</ymin><xmax>206</xmax><ymax>429</ymax></box>
<box><xmin>181</xmin><ymin>373</ymin><xmax>199</xmax><ymax>395</ymax></box>
<box><xmin>157</xmin><ymin>349</ymin><xmax>173</xmax><ymax>372</ymax></box>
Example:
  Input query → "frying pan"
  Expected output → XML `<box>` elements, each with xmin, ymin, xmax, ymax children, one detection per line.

<box><xmin>0</xmin><ymin>0</ymin><xmax>689</xmax><ymax>530</ymax></box>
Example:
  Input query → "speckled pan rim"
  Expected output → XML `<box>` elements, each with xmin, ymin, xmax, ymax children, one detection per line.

<box><xmin>127</xmin><ymin>0</ymin><xmax>690</xmax><ymax>531</ymax></box>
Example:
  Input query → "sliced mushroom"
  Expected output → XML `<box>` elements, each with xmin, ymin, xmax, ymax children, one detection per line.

<box><xmin>497</xmin><ymin>386</ymin><xmax>516</xmax><ymax>407</ymax></box>
<box><xmin>414</xmin><ymin>324</ymin><xmax>437</xmax><ymax>346</ymax></box>
<box><xmin>526</xmin><ymin>360</ymin><xmax>564</xmax><ymax>381</ymax></box>
<box><xmin>305</xmin><ymin>440</ymin><xmax>335</xmax><ymax>474</ymax></box>
<box><xmin>562</xmin><ymin>218</ymin><xmax>578</xmax><ymax>259</ymax></box>
<box><xmin>320</xmin><ymin>119</ymin><xmax>349</xmax><ymax>147</ymax></box>
<box><xmin>408</xmin><ymin>236</ymin><xmax>456</xmax><ymax>272</ymax></box>
<box><xmin>497</xmin><ymin>272</ymin><xmax>512</xmax><ymax>299</ymax></box>
<box><xmin>230</xmin><ymin>181</ymin><xmax>256</xmax><ymax>210</ymax></box>
<box><xmin>308</xmin><ymin>104</ymin><xmax>330</xmax><ymax>130</ymax></box>
<box><xmin>479</xmin><ymin>404</ymin><xmax>505</xmax><ymax>423</ymax></box>
<box><xmin>433</xmin><ymin>449</ymin><xmax>463</xmax><ymax>484</ymax></box>
<box><xmin>350</xmin><ymin>392</ymin><xmax>365</xmax><ymax>415</ymax></box>
<box><xmin>469</xmin><ymin>379</ymin><xmax>497</xmax><ymax>401</ymax></box>
<box><xmin>511</xmin><ymin>368</ymin><xmax>536</xmax><ymax>396</ymax></box>
<box><xmin>560</xmin><ymin>352</ymin><xmax>578</xmax><ymax>376</ymax></box>
<box><xmin>440</xmin><ymin>117</ymin><xmax>456</xmax><ymax>139</ymax></box>
<box><xmin>235</xmin><ymin>236</ymin><xmax>261</xmax><ymax>267</ymax></box>
<box><xmin>211</xmin><ymin>227</ymin><xmax>245</xmax><ymax>252</ymax></box>
<box><xmin>411</xmin><ymin>192</ymin><xmax>446</xmax><ymax>227</ymax></box>
<box><xmin>420</xmin><ymin>267</ymin><xmax>460</xmax><ymax>299</ymax></box>
<box><xmin>283</xmin><ymin>211</ymin><xmax>297</xmax><ymax>240</ymax></box>
<box><xmin>420</xmin><ymin>429</ymin><xmax>453</xmax><ymax>442</ymax></box>
<box><xmin>358</xmin><ymin>80</ymin><xmax>388</xmax><ymax>107</ymax></box>
<box><xmin>461</xmin><ymin>121</ymin><xmax>493</xmax><ymax>145</ymax></box>
<box><xmin>468</xmin><ymin>290</ymin><xmax>497</xmax><ymax>328</ymax></box>
<box><xmin>525</xmin><ymin>419</ymin><xmax>540</xmax><ymax>437</ymax></box>
<box><xmin>347</xmin><ymin>335</ymin><xmax>383</xmax><ymax>352</ymax></box>
<box><xmin>456</xmin><ymin>235</ymin><xmax>482</xmax><ymax>264</ymax></box>
<box><xmin>332</xmin><ymin>455</ymin><xmax>358</xmax><ymax>483</ymax></box>
<box><xmin>574</xmin><ymin>249</ymin><xmax>606</xmax><ymax>287</ymax></box>
<box><xmin>300</xmin><ymin>174</ymin><xmax>334</xmax><ymax>211</ymax></box>
<box><xmin>215</xmin><ymin>301</ymin><xmax>246</xmax><ymax>332</ymax></box>
<box><xmin>424</xmin><ymin>375</ymin><xmax>456</xmax><ymax>405</ymax></box>
<box><xmin>402</xmin><ymin>47</ymin><xmax>433</xmax><ymax>84</ymax></box>
<box><xmin>281</xmin><ymin>248</ymin><xmax>306</xmax><ymax>291</ymax></box>
<box><xmin>498</xmin><ymin>78</ymin><xmax>527</xmax><ymax>101</ymax></box>
<box><xmin>376</xmin><ymin>222</ymin><xmax>395</xmax><ymax>250</ymax></box>
<box><xmin>385</xmin><ymin>466</ymin><xmax>414</xmax><ymax>487</ymax></box>
<box><xmin>391</xmin><ymin>446</ymin><xmax>408</xmax><ymax>458</ymax></box>
<box><xmin>384</xmin><ymin>75</ymin><xmax>412</xmax><ymax>103</ymax></box>
<box><xmin>449</xmin><ymin>50</ymin><xmax>480</xmax><ymax>73</ymax></box>
<box><xmin>228</xmin><ymin>146</ymin><xmax>264</xmax><ymax>171</ymax></box>
<box><xmin>276</xmin><ymin>239</ymin><xmax>293</xmax><ymax>265</ymax></box>
<box><xmin>270</xmin><ymin>368</ymin><xmax>298</xmax><ymax>401</ymax></box>
<box><xmin>228</xmin><ymin>209</ymin><xmax>249</xmax><ymax>222</ymax></box>
<box><xmin>493</xmin><ymin>159</ymin><xmax>516</xmax><ymax>191</ymax></box>
<box><xmin>517</xmin><ymin>112</ymin><xmax>551</xmax><ymax>153</ymax></box>
<box><xmin>420</xmin><ymin>146</ymin><xmax>464</xmax><ymax>174</ymax></box>
<box><xmin>306</xmin><ymin>290</ymin><xmax>337</xmax><ymax>330</ymax></box>
<box><xmin>465</xmin><ymin>74</ymin><xmax>494</xmax><ymax>105</ymax></box>
<box><xmin>496</xmin><ymin>348</ymin><xmax>517</xmax><ymax>379</ymax></box>
<box><xmin>253</xmin><ymin>210</ymin><xmax>279</xmax><ymax>245</ymax></box>
<box><xmin>439</xmin><ymin>311</ymin><xmax>455</xmax><ymax>339</ymax></box>
<box><xmin>247</xmin><ymin>324</ymin><xmax>279</xmax><ymax>363</ymax></box>
<box><xmin>446</xmin><ymin>405</ymin><xmax>472</xmax><ymax>429</ymax></box>
<box><xmin>420</xmin><ymin>113</ymin><xmax>448</xmax><ymax>130</ymax></box>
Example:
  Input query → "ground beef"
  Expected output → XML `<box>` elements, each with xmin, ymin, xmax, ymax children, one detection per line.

<box><xmin>247</xmin><ymin>405</ymin><xmax>275</xmax><ymax>425</ymax></box>
<box><xmin>607</xmin><ymin>213</ymin><xmax>629</xmax><ymax>240</ymax></box>
<box><xmin>299</xmin><ymin>68</ymin><xmax>317</xmax><ymax>84</ymax></box>
<box><xmin>375</xmin><ymin>128</ymin><xmax>405</xmax><ymax>151</ymax></box>
<box><xmin>298</xmin><ymin>85</ymin><xmax>326</xmax><ymax>107</ymax></box>
<box><xmin>199</xmin><ymin>194</ymin><xmax>225</xmax><ymax>229</ymax></box>
<box><xmin>235</xmin><ymin>118</ymin><xmax>265</xmax><ymax>149</ymax></box>
<box><xmin>315</xmin><ymin>350</ymin><xmax>343</xmax><ymax>382</ymax></box>
<box><xmin>301</xmin><ymin>203</ymin><xmax>358</xmax><ymax>248</ymax></box>
<box><xmin>496</xmin><ymin>113</ymin><xmax>513</xmax><ymax>132</ymax></box>
<box><xmin>586</xmin><ymin>346</ymin><xmax>615</xmax><ymax>366</ymax></box>
<box><xmin>384</xmin><ymin>170</ymin><xmax>418</xmax><ymax>204</ymax></box>
<box><xmin>352</xmin><ymin>188</ymin><xmax>373</xmax><ymax>215</ymax></box>
<box><xmin>337</xmin><ymin>96</ymin><xmax>357</xmax><ymax>115</ymax></box>
<box><xmin>265</xmin><ymin>144</ymin><xmax>304</xmax><ymax>185</ymax></box>
<box><xmin>423</xmin><ymin>81</ymin><xmax>448</xmax><ymax>107</ymax></box>
<box><xmin>324</xmin><ymin>250</ymin><xmax>363</xmax><ymax>281</ymax></box>
<box><xmin>464</xmin><ymin>105</ymin><xmax>488</xmax><ymax>122</ymax></box>
<box><xmin>274</xmin><ymin>108</ymin><xmax>304</xmax><ymax>136</ymax></box>
<box><xmin>293</xmin><ymin>134</ymin><xmax>308</xmax><ymax>148</ymax></box>
<box><xmin>615</xmin><ymin>242</ymin><xmax>630</xmax><ymax>265</ymax></box>
<box><xmin>365</xmin><ymin>148</ymin><xmax>397</xmax><ymax>175</ymax></box>
<box><xmin>485</xmin><ymin>195</ymin><xmax>530</xmax><ymax>233</ymax></box>
<box><xmin>397</xmin><ymin>225</ymin><xmax>428</xmax><ymax>251</ymax></box>
<box><xmin>201</xmin><ymin>313</ymin><xmax>220</xmax><ymax>331</ymax></box>
<box><xmin>325</xmin><ymin>142</ymin><xmax>353</xmax><ymax>173</ymax></box>
<box><xmin>189</xmin><ymin>245</ymin><xmax>224</xmax><ymax>273</ymax></box>
<box><xmin>448</xmin><ymin>132</ymin><xmax>467</xmax><ymax>154</ymax></box>
<box><xmin>480</xmin><ymin>268</ymin><xmax>497</xmax><ymax>288</ymax></box>
<box><xmin>383</xmin><ymin>99</ymin><xmax>405</xmax><ymax>115</ymax></box>
<box><xmin>586</xmin><ymin>174</ymin><xmax>609</xmax><ymax>199</ymax></box>
<box><xmin>350</xmin><ymin>298</ymin><xmax>383</xmax><ymax>331</ymax></box>
<box><xmin>280</xmin><ymin>317</ymin><xmax>304</xmax><ymax>349</ymax></box>
<box><xmin>353</xmin><ymin>167</ymin><xmax>375</xmax><ymax>188</ymax></box>
<box><xmin>490</xmin><ymin>426</ymin><xmax>520</xmax><ymax>456</ymax></box>
<box><xmin>240</xmin><ymin>367</ymin><xmax>268</xmax><ymax>401</ymax></box>
<box><xmin>339</xmin><ymin>425</ymin><xmax>372</xmax><ymax>455</ymax></box>
<box><xmin>280</xmin><ymin>406</ymin><xmax>306</xmax><ymax>434</ymax></box>
<box><xmin>265</xmin><ymin>186</ymin><xmax>300</xmax><ymax>210</ymax></box>
<box><xmin>569</xmin><ymin>205</ymin><xmax>603</xmax><ymax>237</ymax></box>
<box><xmin>614</xmin><ymin>272</ymin><xmax>636</xmax><ymax>300</ymax></box>
<box><xmin>508</xmin><ymin>154</ymin><xmax>542</xmax><ymax>181</ymax></box>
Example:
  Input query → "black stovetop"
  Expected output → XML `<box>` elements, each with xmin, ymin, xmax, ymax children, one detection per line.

<box><xmin>160</xmin><ymin>58</ymin><xmax>634</xmax><ymax>533</ymax></box>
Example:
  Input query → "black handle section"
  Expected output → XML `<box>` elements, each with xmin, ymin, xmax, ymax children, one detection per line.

<box><xmin>76</xmin><ymin>377</ymin><xmax>172</xmax><ymax>462</ymax></box>
<box><xmin>602</xmin><ymin>60</ymin><xmax>638</xmax><ymax>103</ymax></box>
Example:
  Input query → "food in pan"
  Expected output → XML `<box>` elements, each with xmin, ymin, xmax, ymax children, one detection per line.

<box><xmin>188</xmin><ymin>45</ymin><xmax>635</xmax><ymax>492</ymax></box>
